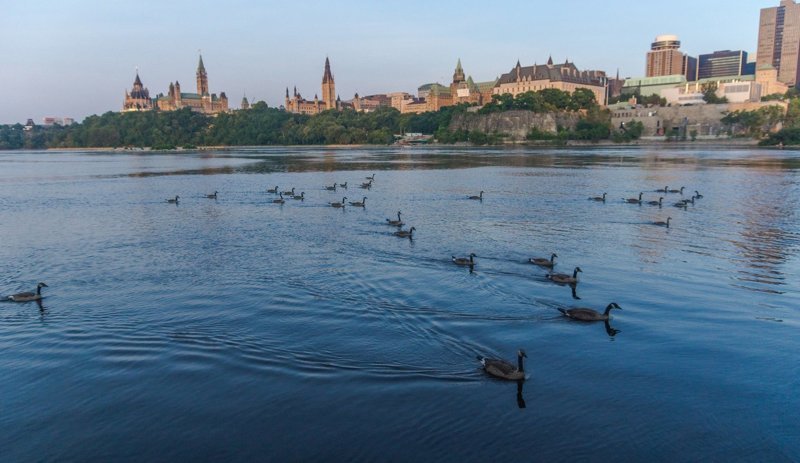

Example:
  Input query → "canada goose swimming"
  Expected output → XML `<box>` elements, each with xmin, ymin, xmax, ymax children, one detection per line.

<box><xmin>394</xmin><ymin>226</ymin><xmax>415</xmax><ymax>238</ymax></box>
<box><xmin>273</xmin><ymin>193</ymin><xmax>286</xmax><ymax>204</ymax></box>
<box><xmin>267</xmin><ymin>185</ymin><xmax>279</xmax><ymax>194</ymax></box>
<box><xmin>548</xmin><ymin>267</ymin><xmax>582</xmax><ymax>284</ymax></box>
<box><xmin>330</xmin><ymin>197</ymin><xmax>347</xmax><ymax>208</ymax></box>
<box><xmin>468</xmin><ymin>191</ymin><xmax>484</xmax><ymax>200</ymax></box>
<box><xmin>657</xmin><ymin>186</ymin><xmax>669</xmax><ymax>193</ymax></box>
<box><xmin>530</xmin><ymin>253</ymin><xmax>557</xmax><ymax>268</ymax></box>
<box><xmin>206</xmin><ymin>191</ymin><xmax>218</xmax><ymax>199</ymax></box>
<box><xmin>452</xmin><ymin>253</ymin><xmax>477</xmax><ymax>266</ymax></box>
<box><xmin>282</xmin><ymin>187</ymin><xmax>295</xmax><ymax>196</ymax></box>
<box><xmin>558</xmin><ymin>302</ymin><xmax>622</xmax><ymax>321</ymax></box>
<box><xmin>339</xmin><ymin>182</ymin><xmax>348</xmax><ymax>189</ymax></box>
<box><xmin>668</xmin><ymin>186</ymin><xmax>685</xmax><ymax>194</ymax></box>
<box><xmin>386</xmin><ymin>211</ymin><xmax>403</xmax><ymax>226</ymax></box>
<box><xmin>291</xmin><ymin>192</ymin><xmax>305</xmax><ymax>200</ymax></box>
<box><xmin>325</xmin><ymin>183</ymin><xmax>337</xmax><ymax>191</ymax></box>
<box><xmin>8</xmin><ymin>282</ymin><xmax>48</xmax><ymax>302</ymax></box>
<box><xmin>360</xmin><ymin>180</ymin><xmax>372</xmax><ymax>189</ymax></box>
<box><xmin>646</xmin><ymin>197</ymin><xmax>664</xmax><ymax>206</ymax></box>
<box><xmin>623</xmin><ymin>192</ymin><xmax>643</xmax><ymax>204</ymax></box>
<box><xmin>681</xmin><ymin>196</ymin><xmax>696</xmax><ymax>205</ymax></box>
<box><xmin>476</xmin><ymin>349</ymin><xmax>527</xmax><ymax>381</ymax></box>
<box><xmin>694</xmin><ymin>190</ymin><xmax>703</xmax><ymax>199</ymax></box>
<box><xmin>653</xmin><ymin>217</ymin><xmax>671</xmax><ymax>228</ymax></box>
<box><xmin>349</xmin><ymin>197</ymin><xmax>366</xmax><ymax>207</ymax></box>
<box><xmin>365</xmin><ymin>174</ymin><xmax>375</xmax><ymax>181</ymax></box>
<box><xmin>672</xmin><ymin>201</ymin><xmax>688</xmax><ymax>209</ymax></box>
<box><xmin>166</xmin><ymin>196</ymin><xmax>180</xmax><ymax>203</ymax></box>
<box><xmin>589</xmin><ymin>193</ymin><xmax>607</xmax><ymax>202</ymax></box>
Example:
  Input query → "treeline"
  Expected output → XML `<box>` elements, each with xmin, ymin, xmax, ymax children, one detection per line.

<box><xmin>1</xmin><ymin>88</ymin><xmax>643</xmax><ymax>150</ymax></box>
<box><xmin>3</xmin><ymin>104</ymin><xmax>474</xmax><ymax>150</ymax></box>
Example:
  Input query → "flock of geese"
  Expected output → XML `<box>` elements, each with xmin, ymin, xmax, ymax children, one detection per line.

<box><xmin>5</xmin><ymin>176</ymin><xmax>704</xmax><ymax>387</ymax></box>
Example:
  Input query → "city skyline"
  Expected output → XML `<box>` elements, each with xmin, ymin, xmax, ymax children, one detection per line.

<box><xmin>0</xmin><ymin>0</ymin><xmax>779</xmax><ymax>124</ymax></box>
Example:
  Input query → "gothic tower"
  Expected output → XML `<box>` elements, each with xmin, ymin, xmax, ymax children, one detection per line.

<box><xmin>321</xmin><ymin>57</ymin><xmax>336</xmax><ymax>110</ymax></box>
<box><xmin>453</xmin><ymin>58</ymin><xmax>466</xmax><ymax>84</ymax></box>
<box><xmin>197</xmin><ymin>54</ymin><xmax>209</xmax><ymax>96</ymax></box>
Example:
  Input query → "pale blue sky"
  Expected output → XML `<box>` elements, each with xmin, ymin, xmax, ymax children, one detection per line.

<box><xmin>0</xmin><ymin>0</ymin><xmax>779</xmax><ymax>124</ymax></box>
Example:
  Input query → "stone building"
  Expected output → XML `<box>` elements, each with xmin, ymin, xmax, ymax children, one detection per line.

<box><xmin>395</xmin><ymin>60</ymin><xmax>497</xmax><ymax>114</ymax></box>
<box><xmin>156</xmin><ymin>55</ymin><xmax>229</xmax><ymax>114</ymax></box>
<box><xmin>493</xmin><ymin>58</ymin><xmax>607</xmax><ymax>105</ymax></box>
<box><xmin>285</xmin><ymin>57</ymin><xmax>338</xmax><ymax>115</ymax></box>
<box><xmin>122</xmin><ymin>71</ymin><xmax>153</xmax><ymax>112</ymax></box>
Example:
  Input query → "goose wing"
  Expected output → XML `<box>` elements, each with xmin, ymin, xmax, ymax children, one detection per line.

<box><xmin>10</xmin><ymin>291</ymin><xmax>35</xmax><ymax>299</ymax></box>
<box><xmin>562</xmin><ymin>308</ymin><xmax>601</xmax><ymax>320</ymax></box>
<box><xmin>483</xmin><ymin>358</ymin><xmax>517</xmax><ymax>376</ymax></box>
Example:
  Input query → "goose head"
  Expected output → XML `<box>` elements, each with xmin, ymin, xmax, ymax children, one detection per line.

<box><xmin>38</xmin><ymin>282</ymin><xmax>48</xmax><ymax>289</ymax></box>
<box><xmin>605</xmin><ymin>302</ymin><xmax>622</xmax><ymax>314</ymax></box>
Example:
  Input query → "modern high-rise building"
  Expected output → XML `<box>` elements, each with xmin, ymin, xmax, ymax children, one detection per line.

<box><xmin>757</xmin><ymin>0</ymin><xmax>800</xmax><ymax>87</ymax></box>
<box><xmin>697</xmin><ymin>50</ymin><xmax>753</xmax><ymax>79</ymax></box>
<box><xmin>646</xmin><ymin>35</ymin><xmax>697</xmax><ymax>81</ymax></box>
<box><xmin>646</xmin><ymin>35</ymin><xmax>683</xmax><ymax>77</ymax></box>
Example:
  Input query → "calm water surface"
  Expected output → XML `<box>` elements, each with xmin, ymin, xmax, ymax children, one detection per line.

<box><xmin>1</xmin><ymin>147</ymin><xmax>798</xmax><ymax>461</ymax></box>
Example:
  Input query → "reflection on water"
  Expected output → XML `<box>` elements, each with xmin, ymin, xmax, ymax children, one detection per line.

<box><xmin>0</xmin><ymin>147</ymin><xmax>798</xmax><ymax>462</ymax></box>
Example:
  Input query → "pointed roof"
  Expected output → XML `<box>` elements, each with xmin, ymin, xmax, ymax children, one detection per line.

<box><xmin>456</xmin><ymin>58</ymin><xmax>463</xmax><ymax>73</ymax></box>
<box><xmin>286</xmin><ymin>87</ymin><xmax>290</xmax><ymax>98</ymax></box>
<box><xmin>547</xmin><ymin>55</ymin><xmax>554</xmax><ymax>65</ymax></box>
<box><xmin>134</xmin><ymin>71</ymin><xmax>142</xmax><ymax>87</ymax></box>
<box><xmin>516</xmin><ymin>60</ymin><xmax>521</xmax><ymax>68</ymax></box>
<box><xmin>322</xmin><ymin>57</ymin><xmax>334</xmax><ymax>84</ymax></box>
<box><xmin>197</xmin><ymin>54</ymin><xmax>206</xmax><ymax>74</ymax></box>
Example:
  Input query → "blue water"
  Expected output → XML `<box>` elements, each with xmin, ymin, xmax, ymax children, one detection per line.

<box><xmin>1</xmin><ymin>147</ymin><xmax>798</xmax><ymax>461</ymax></box>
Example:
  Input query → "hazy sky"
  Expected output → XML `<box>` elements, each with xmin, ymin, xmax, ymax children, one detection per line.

<box><xmin>0</xmin><ymin>0</ymin><xmax>779</xmax><ymax>124</ymax></box>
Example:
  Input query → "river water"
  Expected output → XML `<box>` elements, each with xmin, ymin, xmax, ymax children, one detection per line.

<box><xmin>1</xmin><ymin>147</ymin><xmax>798</xmax><ymax>461</ymax></box>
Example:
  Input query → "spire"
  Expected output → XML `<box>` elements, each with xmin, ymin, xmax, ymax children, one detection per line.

<box><xmin>547</xmin><ymin>55</ymin><xmax>554</xmax><ymax>66</ymax></box>
<box><xmin>134</xmin><ymin>67</ymin><xmax>142</xmax><ymax>87</ymax></box>
<box><xmin>516</xmin><ymin>59</ymin><xmax>521</xmax><ymax>68</ymax></box>
<box><xmin>322</xmin><ymin>56</ymin><xmax>334</xmax><ymax>84</ymax></box>
<box><xmin>286</xmin><ymin>87</ymin><xmax>290</xmax><ymax>98</ymax></box>
<box><xmin>293</xmin><ymin>86</ymin><xmax>297</xmax><ymax>96</ymax></box>
<box><xmin>197</xmin><ymin>53</ymin><xmax>206</xmax><ymax>74</ymax></box>
<box><xmin>453</xmin><ymin>58</ymin><xmax>466</xmax><ymax>83</ymax></box>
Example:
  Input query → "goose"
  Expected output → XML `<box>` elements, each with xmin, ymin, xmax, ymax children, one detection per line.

<box><xmin>558</xmin><ymin>302</ymin><xmax>622</xmax><ymax>321</ymax></box>
<box><xmin>273</xmin><ymin>193</ymin><xmax>286</xmax><ymax>204</ymax></box>
<box><xmin>386</xmin><ymin>211</ymin><xmax>403</xmax><ymax>226</ymax></box>
<box><xmin>530</xmin><ymin>253</ymin><xmax>557</xmax><ymax>268</ymax></box>
<box><xmin>394</xmin><ymin>227</ymin><xmax>415</xmax><ymax>238</ymax></box>
<box><xmin>282</xmin><ymin>187</ymin><xmax>295</xmax><ymax>196</ymax></box>
<box><xmin>166</xmin><ymin>195</ymin><xmax>180</xmax><ymax>203</ymax></box>
<box><xmin>330</xmin><ymin>197</ymin><xmax>347</xmax><ymax>208</ymax></box>
<box><xmin>325</xmin><ymin>183</ymin><xmax>337</xmax><ymax>191</ymax></box>
<box><xmin>365</xmin><ymin>174</ymin><xmax>375</xmax><ymax>181</ymax></box>
<box><xmin>694</xmin><ymin>190</ymin><xmax>703</xmax><ymax>199</ymax></box>
<box><xmin>267</xmin><ymin>186</ymin><xmax>279</xmax><ymax>194</ymax></box>
<box><xmin>349</xmin><ymin>197</ymin><xmax>367</xmax><ymax>207</ymax></box>
<box><xmin>623</xmin><ymin>192</ymin><xmax>643</xmax><ymax>204</ymax></box>
<box><xmin>291</xmin><ymin>192</ymin><xmax>305</xmax><ymax>200</ymax></box>
<box><xmin>206</xmin><ymin>191</ymin><xmax>218</xmax><ymax>199</ymax></box>
<box><xmin>589</xmin><ymin>193</ymin><xmax>607</xmax><ymax>202</ymax></box>
<box><xmin>547</xmin><ymin>267</ymin><xmax>582</xmax><ymax>284</ymax></box>
<box><xmin>672</xmin><ymin>201</ymin><xmax>688</xmax><ymax>209</ymax></box>
<box><xmin>476</xmin><ymin>349</ymin><xmax>527</xmax><ymax>381</ymax></box>
<box><xmin>653</xmin><ymin>217</ymin><xmax>671</xmax><ymax>228</ymax></box>
<box><xmin>646</xmin><ymin>197</ymin><xmax>664</xmax><ymax>206</ymax></box>
<box><xmin>359</xmin><ymin>180</ymin><xmax>372</xmax><ymax>189</ymax></box>
<box><xmin>8</xmin><ymin>282</ymin><xmax>48</xmax><ymax>302</ymax></box>
<box><xmin>468</xmin><ymin>191</ymin><xmax>484</xmax><ymax>200</ymax></box>
<box><xmin>339</xmin><ymin>182</ymin><xmax>348</xmax><ymax>189</ymax></box>
<box><xmin>668</xmin><ymin>186</ymin><xmax>685</xmax><ymax>194</ymax></box>
<box><xmin>452</xmin><ymin>253</ymin><xmax>477</xmax><ymax>266</ymax></box>
<box><xmin>657</xmin><ymin>186</ymin><xmax>669</xmax><ymax>193</ymax></box>
<box><xmin>682</xmin><ymin>196</ymin><xmax>696</xmax><ymax>205</ymax></box>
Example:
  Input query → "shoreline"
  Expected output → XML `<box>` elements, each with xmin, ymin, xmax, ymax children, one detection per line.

<box><xmin>35</xmin><ymin>139</ymin><xmax>778</xmax><ymax>152</ymax></box>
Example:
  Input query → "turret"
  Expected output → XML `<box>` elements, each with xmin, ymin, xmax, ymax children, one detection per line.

<box><xmin>196</xmin><ymin>54</ymin><xmax>209</xmax><ymax>96</ymax></box>
<box><xmin>453</xmin><ymin>58</ymin><xmax>466</xmax><ymax>83</ymax></box>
